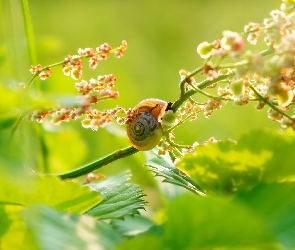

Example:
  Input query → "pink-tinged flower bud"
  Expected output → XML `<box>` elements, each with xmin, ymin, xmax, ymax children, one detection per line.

<box><xmin>197</xmin><ymin>41</ymin><xmax>213</xmax><ymax>59</ymax></box>
<box><xmin>30</xmin><ymin>64</ymin><xmax>42</xmax><ymax>74</ymax></box>
<box><xmin>221</xmin><ymin>30</ymin><xmax>244</xmax><ymax>56</ymax></box>
<box><xmin>89</xmin><ymin>56</ymin><xmax>99</xmax><ymax>69</ymax></box>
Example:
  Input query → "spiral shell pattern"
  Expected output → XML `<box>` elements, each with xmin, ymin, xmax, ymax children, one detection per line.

<box><xmin>127</xmin><ymin>112</ymin><xmax>162</xmax><ymax>151</ymax></box>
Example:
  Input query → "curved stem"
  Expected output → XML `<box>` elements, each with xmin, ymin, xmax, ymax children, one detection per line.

<box><xmin>179</xmin><ymin>66</ymin><xmax>203</xmax><ymax>95</ymax></box>
<box><xmin>249</xmin><ymin>84</ymin><xmax>294</xmax><ymax>121</ymax></box>
<box><xmin>172</xmin><ymin>74</ymin><xmax>230</xmax><ymax>112</ymax></box>
<box><xmin>249</xmin><ymin>84</ymin><xmax>293</xmax><ymax>120</ymax></box>
<box><xmin>188</xmin><ymin>82</ymin><xmax>232</xmax><ymax>101</ymax></box>
<box><xmin>58</xmin><ymin>146</ymin><xmax>139</xmax><ymax>179</ymax></box>
<box><xmin>10</xmin><ymin>112</ymin><xmax>27</xmax><ymax>139</ymax></box>
<box><xmin>25</xmin><ymin>48</ymin><xmax>123</xmax><ymax>91</ymax></box>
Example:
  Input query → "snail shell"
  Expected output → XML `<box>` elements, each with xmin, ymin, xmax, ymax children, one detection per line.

<box><xmin>127</xmin><ymin>99</ymin><xmax>168</xmax><ymax>151</ymax></box>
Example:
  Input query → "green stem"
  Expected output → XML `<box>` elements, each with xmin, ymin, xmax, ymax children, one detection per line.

<box><xmin>25</xmin><ymin>63</ymin><xmax>63</xmax><ymax>91</ymax></box>
<box><xmin>20</xmin><ymin>0</ymin><xmax>37</xmax><ymax>65</ymax></box>
<box><xmin>188</xmin><ymin>82</ymin><xmax>232</xmax><ymax>101</ymax></box>
<box><xmin>10</xmin><ymin>112</ymin><xmax>27</xmax><ymax>139</ymax></box>
<box><xmin>219</xmin><ymin>48</ymin><xmax>274</xmax><ymax>69</ymax></box>
<box><xmin>58</xmin><ymin>146</ymin><xmax>139</xmax><ymax>179</ymax></box>
<box><xmin>165</xmin><ymin>114</ymin><xmax>195</xmax><ymax>133</ymax></box>
<box><xmin>20</xmin><ymin>0</ymin><xmax>50</xmax><ymax>174</ymax></box>
<box><xmin>179</xmin><ymin>66</ymin><xmax>203</xmax><ymax>96</ymax></box>
<box><xmin>249</xmin><ymin>84</ymin><xmax>293</xmax><ymax>120</ymax></box>
<box><xmin>25</xmin><ymin>48</ymin><xmax>123</xmax><ymax>91</ymax></box>
<box><xmin>172</xmin><ymin>74</ymin><xmax>230</xmax><ymax>112</ymax></box>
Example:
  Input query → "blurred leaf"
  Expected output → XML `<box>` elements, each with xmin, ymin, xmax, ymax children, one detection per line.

<box><xmin>86</xmin><ymin>171</ymin><xmax>147</xmax><ymax>220</ymax></box>
<box><xmin>23</xmin><ymin>205</ymin><xmax>122</xmax><ymax>250</ymax></box>
<box><xmin>236</xmin><ymin>183</ymin><xmax>295</xmax><ymax>249</ymax></box>
<box><xmin>115</xmin><ymin>234</ymin><xmax>164</xmax><ymax>250</ymax></box>
<box><xmin>0</xmin><ymin>205</ymin><xmax>31</xmax><ymax>250</ymax></box>
<box><xmin>0</xmin><ymin>111</ymin><xmax>19</xmax><ymax>130</ymax></box>
<box><xmin>0</xmin><ymin>84</ymin><xmax>21</xmax><ymax>112</ymax></box>
<box><xmin>43</xmin><ymin>128</ymin><xmax>88</xmax><ymax>173</ymax></box>
<box><xmin>145</xmin><ymin>152</ymin><xmax>205</xmax><ymax>196</ymax></box>
<box><xmin>176</xmin><ymin>130</ymin><xmax>295</xmax><ymax>194</ymax></box>
<box><xmin>237</xmin><ymin>130</ymin><xmax>295</xmax><ymax>182</ymax></box>
<box><xmin>164</xmin><ymin>195</ymin><xmax>276</xmax><ymax>250</ymax></box>
<box><xmin>0</xmin><ymin>134</ymin><xmax>24</xmax><ymax>174</ymax></box>
<box><xmin>0</xmin><ymin>174</ymin><xmax>102</xmax><ymax>214</ymax></box>
<box><xmin>110</xmin><ymin>215</ymin><xmax>155</xmax><ymax>236</ymax></box>
<box><xmin>0</xmin><ymin>44</ymin><xmax>7</xmax><ymax>66</ymax></box>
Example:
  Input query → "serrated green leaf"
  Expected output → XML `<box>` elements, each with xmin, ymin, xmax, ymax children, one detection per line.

<box><xmin>164</xmin><ymin>195</ymin><xmax>276</xmax><ymax>250</ymax></box>
<box><xmin>110</xmin><ymin>215</ymin><xmax>155</xmax><ymax>236</ymax></box>
<box><xmin>0</xmin><ymin>174</ymin><xmax>102</xmax><ymax>214</ymax></box>
<box><xmin>86</xmin><ymin>171</ymin><xmax>147</xmax><ymax>220</ymax></box>
<box><xmin>23</xmin><ymin>205</ymin><xmax>122</xmax><ymax>250</ymax></box>
<box><xmin>236</xmin><ymin>183</ymin><xmax>295</xmax><ymax>249</ymax></box>
<box><xmin>176</xmin><ymin>130</ymin><xmax>295</xmax><ymax>194</ymax></box>
<box><xmin>145</xmin><ymin>152</ymin><xmax>205</xmax><ymax>196</ymax></box>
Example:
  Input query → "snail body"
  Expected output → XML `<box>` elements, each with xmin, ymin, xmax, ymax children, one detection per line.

<box><xmin>126</xmin><ymin>99</ymin><xmax>168</xmax><ymax>151</ymax></box>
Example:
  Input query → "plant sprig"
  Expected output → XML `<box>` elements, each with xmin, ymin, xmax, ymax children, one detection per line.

<box><xmin>17</xmin><ymin>2</ymin><xmax>295</xmax><ymax>179</ymax></box>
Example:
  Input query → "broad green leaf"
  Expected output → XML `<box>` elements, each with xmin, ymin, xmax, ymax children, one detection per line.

<box><xmin>176</xmin><ymin>130</ymin><xmax>295</xmax><ymax>194</ymax></box>
<box><xmin>0</xmin><ymin>173</ymin><xmax>102</xmax><ymax>214</ymax></box>
<box><xmin>164</xmin><ymin>195</ymin><xmax>276</xmax><ymax>250</ymax></box>
<box><xmin>237</xmin><ymin>130</ymin><xmax>295</xmax><ymax>182</ymax></box>
<box><xmin>236</xmin><ymin>183</ymin><xmax>295</xmax><ymax>249</ymax></box>
<box><xmin>145</xmin><ymin>152</ymin><xmax>205</xmax><ymax>196</ymax></box>
<box><xmin>23</xmin><ymin>205</ymin><xmax>122</xmax><ymax>250</ymax></box>
<box><xmin>86</xmin><ymin>171</ymin><xmax>147</xmax><ymax>220</ymax></box>
<box><xmin>110</xmin><ymin>215</ymin><xmax>155</xmax><ymax>236</ymax></box>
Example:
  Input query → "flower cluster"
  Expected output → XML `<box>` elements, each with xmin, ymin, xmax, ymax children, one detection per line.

<box><xmin>62</xmin><ymin>41</ymin><xmax>127</xmax><ymax>80</ymax></box>
<box><xmin>192</xmin><ymin>3</ymin><xmax>295</xmax><ymax>130</ymax></box>
<box><xmin>197</xmin><ymin>30</ymin><xmax>244</xmax><ymax>60</ymax></box>
<box><xmin>29</xmin><ymin>96</ymin><xmax>131</xmax><ymax>131</ymax></box>
<box><xmin>27</xmin><ymin>41</ymin><xmax>129</xmax><ymax>130</ymax></box>
<box><xmin>29</xmin><ymin>41</ymin><xmax>127</xmax><ymax>82</ymax></box>
<box><xmin>28</xmin><ymin>73</ymin><xmax>128</xmax><ymax>129</ymax></box>
<box><xmin>75</xmin><ymin>74</ymin><xmax>118</xmax><ymax>97</ymax></box>
<box><xmin>29</xmin><ymin>64</ymin><xmax>52</xmax><ymax>80</ymax></box>
<box><xmin>62</xmin><ymin>55</ymin><xmax>83</xmax><ymax>80</ymax></box>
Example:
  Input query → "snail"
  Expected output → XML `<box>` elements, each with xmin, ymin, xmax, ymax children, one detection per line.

<box><xmin>126</xmin><ymin>99</ymin><xmax>168</xmax><ymax>151</ymax></box>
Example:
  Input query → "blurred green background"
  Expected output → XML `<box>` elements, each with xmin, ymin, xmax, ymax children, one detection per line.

<box><xmin>0</xmin><ymin>0</ymin><xmax>280</xmax><ymax>203</ymax></box>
